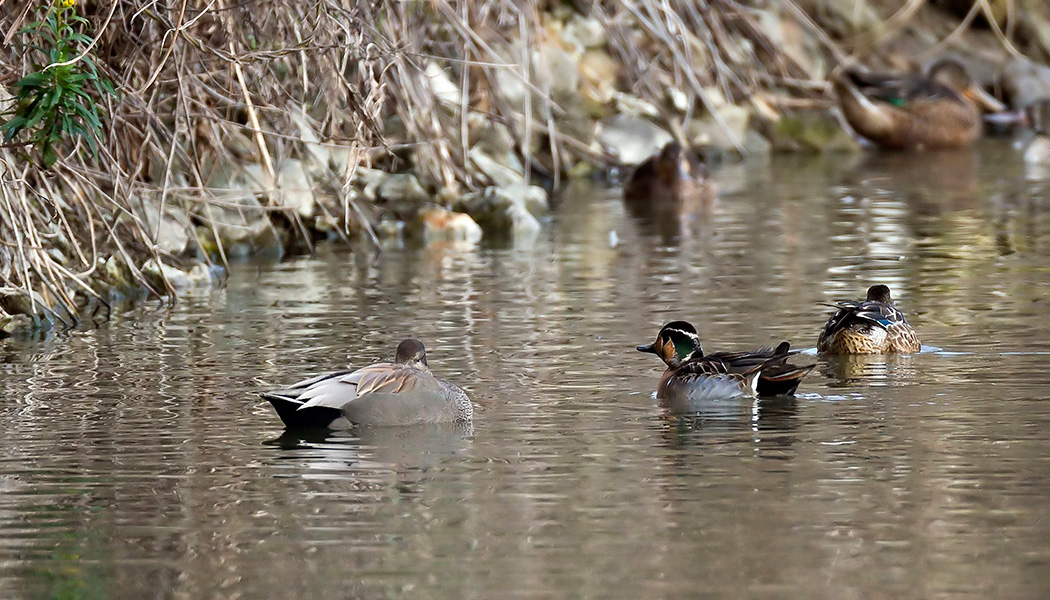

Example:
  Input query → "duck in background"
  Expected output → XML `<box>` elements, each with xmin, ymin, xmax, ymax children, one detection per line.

<box><xmin>832</xmin><ymin>58</ymin><xmax>1004</xmax><ymax>150</ymax></box>
<box><xmin>624</xmin><ymin>141</ymin><xmax>716</xmax><ymax>207</ymax></box>
<box><xmin>623</xmin><ymin>141</ymin><xmax>717</xmax><ymax>241</ymax></box>
<box><xmin>261</xmin><ymin>338</ymin><xmax>472</xmax><ymax>428</ymax></box>
<box><xmin>818</xmin><ymin>285</ymin><xmax>921</xmax><ymax>354</ymax></box>
<box><xmin>637</xmin><ymin>321</ymin><xmax>814</xmax><ymax>405</ymax></box>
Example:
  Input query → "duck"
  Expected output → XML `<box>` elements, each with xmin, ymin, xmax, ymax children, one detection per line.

<box><xmin>832</xmin><ymin>58</ymin><xmax>1004</xmax><ymax>150</ymax></box>
<box><xmin>818</xmin><ymin>285</ymin><xmax>921</xmax><ymax>354</ymax></box>
<box><xmin>637</xmin><ymin>321</ymin><xmax>814</xmax><ymax>402</ymax></box>
<box><xmin>623</xmin><ymin>141</ymin><xmax>716</xmax><ymax>207</ymax></box>
<box><xmin>260</xmin><ymin>338</ymin><xmax>472</xmax><ymax>428</ymax></box>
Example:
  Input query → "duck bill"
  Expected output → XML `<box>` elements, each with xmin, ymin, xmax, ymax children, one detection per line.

<box><xmin>964</xmin><ymin>85</ymin><xmax>1006</xmax><ymax>113</ymax></box>
<box><xmin>636</xmin><ymin>343</ymin><xmax>656</xmax><ymax>354</ymax></box>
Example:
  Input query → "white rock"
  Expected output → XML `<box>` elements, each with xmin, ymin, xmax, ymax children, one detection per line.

<box><xmin>468</xmin><ymin>147</ymin><xmax>526</xmax><ymax>187</ymax></box>
<box><xmin>420</xmin><ymin>207</ymin><xmax>483</xmax><ymax>243</ymax></box>
<box><xmin>598</xmin><ymin>114</ymin><xmax>672</xmax><ymax>165</ymax></box>
<box><xmin>426</xmin><ymin>61</ymin><xmax>462</xmax><ymax>107</ymax></box>
<box><xmin>276</xmin><ymin>159</ymin><xmax>317</xmax><ymax>219</ymax></box>
<box><xmin>563</xmin><ymin>15</ymin><xmax>605</xmax><ymax>49</ymax></box>
<box><xmin>377</xmin><ymin>173</ymin><xmax>430</xmax><ymax>206</ymax></box>
<box><xmin>500</xmin><ymin>182</ymin><xmax>549</xmax><ymax>217</ymax></box>
<box><xmin>687</xmin><ymin>103</ymin><xmax>751</xmax><ymax>151</ymax></box>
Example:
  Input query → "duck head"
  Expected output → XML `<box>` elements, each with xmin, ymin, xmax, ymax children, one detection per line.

<box><xmin>636</xmin><ymin>321</ymin><xmax>704</xmax><ymax>368</ymax></box>
<box><xmin>928</xmin><ymin>58</ymin><xmax>1003</xmax><ymax>112</ymax></box>
<box><xmin>865</xmin><ymin>284</ymin><xmax>894</xmax><ymax>305</ymax></box>
<box><xmin>395</xmin><ymin>338</ymin><xmax>431</xmax><ymax>372</ymax></box>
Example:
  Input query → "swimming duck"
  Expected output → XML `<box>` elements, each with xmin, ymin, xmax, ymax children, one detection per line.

<box><xmin>623</xmin><ymin>141</ymin><xmax>716</xmax><ymax>206</ymax></box>
<box><xmin>261</xmin><ymin>339</ymin><xmax>472</xmax><ymax>428</ymax></box>
<box><xmin>637</xmin><ymin>321</ymin><xmax>814</xmax><ymax>402</ymax></box>
<box><xmin>832</xmin><ymin>58</ymin><xmax>1003</xmax><ymax>150</ymax></box>
<box><xmin>818</xmin><ymin>285</ymin><xmax>921</xmax><ymax>354</ymax></box>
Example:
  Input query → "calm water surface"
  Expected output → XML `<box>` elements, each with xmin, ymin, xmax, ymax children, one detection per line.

<box><xmin>2</xmin><ymin>144</ymin><xmax>1050</xmax><ymax>599</ymax></box>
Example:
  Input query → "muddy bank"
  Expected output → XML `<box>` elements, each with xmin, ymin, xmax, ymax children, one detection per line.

<box><xmin>2</xmin><ymin>0</ymin><xmax>1049</xmax><ymax>336</ymax></box>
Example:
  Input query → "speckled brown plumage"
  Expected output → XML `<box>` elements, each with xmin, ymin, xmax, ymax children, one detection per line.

<box><xmin>818</xmin><ymin>285</ymin><xmax>921</xmax><ymax>355</ymax></box>
<box><xmin>832</xmin><ymin>59</ymin><xmax>996</xmax><ymax>150</ymax></box>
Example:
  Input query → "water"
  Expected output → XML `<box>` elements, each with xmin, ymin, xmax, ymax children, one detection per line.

<box><xmin>3</xmin><ymin>144</ymin><xmax>1050</xmax><ymax>599</ymax></box>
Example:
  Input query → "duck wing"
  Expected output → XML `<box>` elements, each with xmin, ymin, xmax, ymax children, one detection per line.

<box><xmin>260</xmin><ymin>369</ymin><xmax>355</xmax><ymax>428</ymax></box>
<box><xmin>845</xmin><ymin>69</ymin><xmax>962</xmax><ymax>106</ymax></box>
<box><xmin>289</xmin><ymin>363</ymin><xmax>439</xmax><ymax>412</ymax></box>
<box><xmin>821</xmin><ymin>299</ymin><xmax>910</xmax><ymax>339</ymax></box>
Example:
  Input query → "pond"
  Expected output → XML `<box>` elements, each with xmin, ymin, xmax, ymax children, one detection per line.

<box><xmin>2</xmin><ymin>143</ymin><xmax>1050</xmax><ymax>599</ymax></box>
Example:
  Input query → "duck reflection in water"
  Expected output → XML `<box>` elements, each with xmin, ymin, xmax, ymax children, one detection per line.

<box><xmin>266</xmin><ymin>421</ymin><xmax>474</xmax><ymax>474</ymax></box>
<box><xmin>623</xmin><ymin>141</ymin><xmax>716</xmax><ymax>242</ymax></box>
<box><xmin>839</xmin><ymin>149</ymin><xmax>981</xmax><ymax>216</ymax></box>
<box><xmin>819</xmin><ymin>353</ymin><xmax>920</xmax><ymax>386</ymax></box>
<box><xmin>653</xmin><ymin>396</ymin><xmax>800</xmax><ymax>455</ymax></box>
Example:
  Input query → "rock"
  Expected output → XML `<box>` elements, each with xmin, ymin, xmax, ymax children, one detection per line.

<box><xmin>755</xmin><ymin>7</ymin><xmax>825</xmax><ymax>81</ymax></box>
<box><xmin>0</xmin><ymin>308</ymin><xmax>32</xmax><ymax>337</ymax></box>
<box><xmin>100</xmin><ymin>255</ymin><xmax>136</xmax><ymax>292</ymax></box>
<box><xmin>142</xmin><ymin>259</ymin><xmax>214</xmax><ymax>294</ymax></box>
<box><xmin>276</xmin><ymin>159</ymin><xmax>316</xmax><ymax>219</ymax></box>
<box><xmin>425</xmin><ymin>61</ymin><xmax>461</xmax><ymax>107</ymax></box>
<box><xmin>468</xmin><ymin>147</ymin><xmax>526</xmax><ymax>187</ymax></box>
<box><xmin>686</xmin><ymin>103</ymin><xmax>751</xmax><ymax>151</ymax></box>
<box><xmin>418</xmin><ymin>207</ymin><xmax>483</xmax><ymax>243</ymax></box>
<box><xmin>375</xmin><ymin>216</ymin><xmax>406</xmax><ymax>240</ymax></box>
<box><xmin>377</xmin><ymin>173</ymin><xmax>429</xmax><ymax>204</ymax></box>
<box><xmin>1000</xmin><ymin>57</ymin><xmax>1050</xmax><ymax>109</ymax></box>
<box><xmin>469</xmin><ymin>113</ymin><xmax>517</xmax><ymax>157</ymax></box>
<box><xmin>137</xmin><ymin>201</ymin><xmax>192</xmax><ymax>256</ymax></box>
<box><xmin>493</xmin><ymin>62</ymin><xmax>528</xmax><ymax>108</ymax></box>
<box><xmin>289</xmin><ymin>108</ymin><xmax>331</xmax><ymax>176</ymax></box>
<box><xmin>741</xmin><ymin>128</ymin><xmax>773</xmax><ymax>155</ymax></box>
<box><xmin>598</xmin><ymin>114</ymin><xmax>673</xmax><ymax>165</ymax></box>
<box><xmin>197</xmin><ymin>214</ymin><xmax>280</xmax><ymax>259</ymax></box>
<box><xmin>800</xmin><ymin>0</ymin><xmax>883</xmax><ymax>38</ymax></box>
<box><xmin>612</xmin><ymin>93</ymin><xmax>661</xmax><ymax>118</ymax></box>
<box><xmin>763</xmin><ymin>110</ymin><xmax>861</xmax><ymax>153</ymax></box>
<box><xmin>579</xmin><ymin>49</ymin><xmax>618</xmax><ymax>113</ymax></box>
<box><xmin>375</xmin><ymin>172</ymin><xmax>431</xmax><ymax>217</ymax></box>
<box><xmin>502</xmin><ymin>182</ymin><xmax>550</xmax><ymax>217</ymax></box>
<box><xmin>454</xmin><ymin>184</ymin><xmax>547</xmax><ymax>241</ymax></box>
<box><xmin>563</xmin><ymin>15</ymin><xmax>605</xmax><ymax>49</ymax></box>
<box><xmin>537</xmin><ymin>31</ymin><xmax>581</xmax><ymax>98</ymax></box>
<box><xmin>466</xmin><ymin>115</ymin><xmax>527</xmax><ymax>185</ymax></box>
<box><xmin>0</xmin><ymin>287</ymin><xmax>61</xmax><ymax>330</ymax></box>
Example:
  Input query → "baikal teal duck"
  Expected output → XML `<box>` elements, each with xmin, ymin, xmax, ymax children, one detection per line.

<box><xmin>637</xmin><ymin>321</ymin><xmax>814</xmax><ymax>403</ymax></box>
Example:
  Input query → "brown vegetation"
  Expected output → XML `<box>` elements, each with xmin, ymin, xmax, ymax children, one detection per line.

<box><xmin>0</xmin><ymin>0</ymin><xmax>1048</xmax><ymax>335</ymax></box>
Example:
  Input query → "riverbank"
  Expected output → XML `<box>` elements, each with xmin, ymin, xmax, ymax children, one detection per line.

<box><xmin>2</xmin><ymin>0</ymin><xmax>1050</xmax><ymax>336</ymax></box>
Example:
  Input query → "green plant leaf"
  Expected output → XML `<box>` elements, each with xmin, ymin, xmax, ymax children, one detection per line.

<box><xmin>44</xmin><ymin>87</ymin><xmax>63</xmax><ymax>111</ymax></box>
<box><xmin>69</xmin><ymin>123</ymin><xmax>98</xmax><ymax>154</ymax></box>
<box><xmin>14</xmin><ymin>72</ymin><xmax>51</xmax><ymax>90</ymax></box>
<box><xmin>42</xmin><ymin>142</ymin><xmax>58</xmax><ymax>168</ymax></box>
<box><xmin>72</xmin><ymin>102</ymin><xmax>103</xmax><ymax>131</ymax></box>
<box><xmin>1</xmin><ymin>116</ymin><xmax>28</xmax><ymax>142</ymax></box>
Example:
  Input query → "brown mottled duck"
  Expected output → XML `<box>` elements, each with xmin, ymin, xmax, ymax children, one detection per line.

<box><xmin>832</xmin><ymin>58</ymin><xmax>1003</xmax><ymax>150</ymax></box>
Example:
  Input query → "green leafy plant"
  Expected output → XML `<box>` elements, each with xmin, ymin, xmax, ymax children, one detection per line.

<box><xmin>2</xmin><ymin>0</ymin><xmax>116</xmax><ymax>168</ymax></box>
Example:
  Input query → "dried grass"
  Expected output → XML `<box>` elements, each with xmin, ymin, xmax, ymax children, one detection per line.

<box><xmin>0</xmin><ymin>0</ymin><xmax>1045</xmax><ymax>330</ymax></box>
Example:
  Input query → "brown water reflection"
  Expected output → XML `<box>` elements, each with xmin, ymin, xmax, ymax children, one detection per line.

<box><xmin>2</xmin><ymin>143</ymin><xmax>1050</xmax><ymax>599</ymax></box>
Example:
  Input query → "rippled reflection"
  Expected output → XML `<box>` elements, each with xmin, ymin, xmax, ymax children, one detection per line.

<box><xmin>2</xmin><ymin>145</ymin><xmax>1050</xmax><ymax>599</ymax></box>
